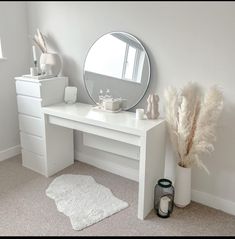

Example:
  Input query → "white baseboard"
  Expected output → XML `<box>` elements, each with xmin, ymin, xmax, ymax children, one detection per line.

<box><xmin>75</xmin><ymin>151</ymin><xmax>139</xmax><ymax>182</ymax></box>
<box><xmin>192</xmin><ymin>189</ymin><xmax>235</xmax><ymax>216</ymax></box>
<box><xmin>0</xmin><ymin>145</ymin><xmax>21</xmax><ymax>162</ymax></box>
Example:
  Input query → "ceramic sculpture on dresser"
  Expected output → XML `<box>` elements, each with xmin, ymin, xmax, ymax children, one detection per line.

<box><xmin>146</xmin><ymin>93</ymin><xmax>160</xmax><ymax>119</ymax></box>
<box><xmin>164</xmin><ymin>82</ymin><xmax>223</xmax><ymax>207</ymax></box>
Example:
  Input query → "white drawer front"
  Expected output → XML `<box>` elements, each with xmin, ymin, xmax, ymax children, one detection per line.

<box><xmin>17</xmin><ymin>95</ymin><xmax>42</xmax><ymax>118</ymax></box>
<box><xmin>16</xmin><ymin>80</ymin><xmax>41</xmax><ymax>98</ymax></box>
<box><xmin>22</xmin><ymin>149</ymin><xmax>46</xmax><ymax>175</ymax></box>
<box><xmin>19</xmin><ymin>114</ymin><xmax>43</xmax><ymax>137</ymax></box>
<box><xmin>20</xmin><ymin>132</ymin><xmax>45</xmax><ymax>156</ymax></box>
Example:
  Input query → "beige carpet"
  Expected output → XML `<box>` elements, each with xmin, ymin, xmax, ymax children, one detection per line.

<box><xmin>0</xmin><ymin>155</ymin><xmax>235</xmax><ymax>236</ymax></box>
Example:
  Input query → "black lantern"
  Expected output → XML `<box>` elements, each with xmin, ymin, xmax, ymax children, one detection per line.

<box><xmin>154</xmin><ymin>178</ymin><xmax>174</xmax><ymax>218</ymax></box>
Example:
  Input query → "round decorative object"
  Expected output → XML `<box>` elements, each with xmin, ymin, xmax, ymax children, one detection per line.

<box><xmin>174</xmin><ymin>164</ymin><xmax>191</xmax><ymax>207</ymax></box>
<box><xmin>83</xmin><ymin>32</ymin><xmax>151</xmax><ymax>110</ymax></box>
<box><xmin>40</xmin><ymin>52</ymin><xmax>62</xmax><ymax>76</ymax></box>
<box><xmin>154</xmin><ymin>178</ymin><xmax>174</xmax><ymax>218</ymax></box>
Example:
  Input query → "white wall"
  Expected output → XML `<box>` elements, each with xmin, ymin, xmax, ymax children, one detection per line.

<box><xmin>0</xmin><ymin>2</ymin><xmax>30</xmax><ymax>160</ymax></box>
<box><xmin>26</xmin><ymin>2</ymin><xmax>235</xmax><ymax>213</ymax></box>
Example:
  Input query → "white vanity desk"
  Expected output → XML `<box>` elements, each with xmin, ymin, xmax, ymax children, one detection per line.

<box><xmin>42</xmin><ymin>102</ymin><xmax>166</xmax><ymax>220</ymax></box>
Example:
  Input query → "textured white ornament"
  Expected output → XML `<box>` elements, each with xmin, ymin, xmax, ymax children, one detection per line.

<box><xmin>146</xmin><ymin>94</ymin><xmax>160</xmax><ymax>119</ymax></box>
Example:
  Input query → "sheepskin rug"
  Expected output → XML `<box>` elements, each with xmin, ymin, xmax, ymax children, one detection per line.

<box><xmin>46</xmin><ymin>174</ymin><xmax>128</xmax><ymax>230</ymax></box>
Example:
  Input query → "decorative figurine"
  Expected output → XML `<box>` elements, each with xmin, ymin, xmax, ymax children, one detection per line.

<box><xmin>146</xmin><ymin>93</ymin><xmax>160</xmax><ymax>119</ymax></box>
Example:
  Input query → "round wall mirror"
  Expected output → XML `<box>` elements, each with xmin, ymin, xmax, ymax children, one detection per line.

<box><xmin>83</xmin><ymin>32</ymin><xmax>151</xmax><ymax>110</ymax></box>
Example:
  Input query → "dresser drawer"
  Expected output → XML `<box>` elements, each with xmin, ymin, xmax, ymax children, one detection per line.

<box><xmin>16</xmin><ymin>80</ymin><xmax>41</xmax><ymax>98</ymax></box>
<box><xmin>19</xmin><ymin>114</ymin><xmax>43</xmax><ymax>137</ymax></box>
<box><xmin>22</xmin><ymin>149</ymin><xmax>46</xmax><ymax>175</ymax></box>
<box><xmin>20</xmin><ymin>132</ymin><xmax>45</xmax><ymax>156</ymax></box>
<box><xmin>17</xmin><ymin>95</ymin><xmax>42</xmax><ymax>118</ymax></box>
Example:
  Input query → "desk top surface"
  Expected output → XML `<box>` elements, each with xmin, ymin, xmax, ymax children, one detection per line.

<box><xmin>15</xmin><ymin>76</ymin><xmax>68</xmax><ymax>83</ymax></box>
<box><xmin>42</xmin><ymin>102</ymin><xmax>165</xmax><ymax>135</ymax></box>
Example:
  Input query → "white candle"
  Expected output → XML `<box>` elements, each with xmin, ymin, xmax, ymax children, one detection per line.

<box><xmin>32</xmin><ymin>45</ymin><xmax>37</xmax><ymax>61</ymax></box>
<box><xmin>159</xmin><ymin>196</ymin><xmax>171</xmax><ymax>215</ymax></box>
<box><xmin>136</xmin><ymin>109</ymin><xmax>145</xmax><ymax>120</ymax></box>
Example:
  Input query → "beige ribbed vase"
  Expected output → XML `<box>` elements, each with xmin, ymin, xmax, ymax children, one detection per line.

<box><xmin>174</xmin><ymin>164</ymin><xmax>191</xmax><ymax>207</ymax></box>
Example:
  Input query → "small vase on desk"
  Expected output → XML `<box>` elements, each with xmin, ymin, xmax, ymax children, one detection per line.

<box><xmin>146</xmin><ymin>93</ymin><xmax>160</xmax><ymax>120</ymax></box>
<box><xmin>174</xmin><ymin>163</ymin><xmax>191</xmax><ymax>207</ymax></box>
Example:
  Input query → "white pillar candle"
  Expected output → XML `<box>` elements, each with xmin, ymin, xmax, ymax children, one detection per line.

<box><xmin>32</xmin><ymin>45</ymin><xmax>37</xmax><ymax>61</ymax></box>
<box><xmin>136</xmin><ymin>109</ymin><xmax>145</xmax><ymax>120</ymax></box>
<box><xmin>159</xmin><ymin>196</ymin><xmax>171</xmax><ymax>215</ymax></box>
<box><xmin>30</xmin><ymin>67</ymin><xmax>37</xmax><ymax>76</ymax></box>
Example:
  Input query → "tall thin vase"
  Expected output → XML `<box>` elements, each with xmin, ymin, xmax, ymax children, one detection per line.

<box><xmin>174</xmin><ymin>164</ymin><xmax>191</xmax><ymax>207</ymax></box>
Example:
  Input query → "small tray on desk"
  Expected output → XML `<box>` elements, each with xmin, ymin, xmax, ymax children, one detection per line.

<box><xmin>92</xmin><ymin>105</ymin><xmax>122</xmax><ymax>113</ymax></box>
<box><xmin>22</xmin><ymin>74</ymin><xmax>55</xmax><ymax>80</ymax></box>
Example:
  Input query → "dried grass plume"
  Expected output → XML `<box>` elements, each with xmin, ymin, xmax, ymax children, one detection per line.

<box><xmin>32</xmin><ymin>28</ymin><xmax>47</xmax><ymax>53</ymax></box>
<box><xmin>164</xmin><ymin>82</ymin><xmax>223</xmax><ymax>173</ymax></box>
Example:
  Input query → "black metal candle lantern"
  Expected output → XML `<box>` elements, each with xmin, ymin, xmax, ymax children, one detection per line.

<box><xmin>154</xmin><ymin>178</ymin><xmax>174</xmax><ymax>218</ymax></box>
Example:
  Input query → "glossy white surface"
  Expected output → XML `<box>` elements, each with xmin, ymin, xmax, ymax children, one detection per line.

<box><xmin>17</xmin><ymin>95</ymin><xmax>42</xmax><ymax>118</ymax></box>
<box><xmin>18</xmin><ymin>114</ymin><xmax>43</xmax><ymax>137</ymax></box>
<box><xmin>22</xmin><ymin>149</ymin><xmax>46</xmax><ymax>175</ymax></box>
<box><xmin>43</xmin><ymin>102</ymin><xmax>165</xmax><ymax>136</ymax></box>
<box><xmin>16</xmin><ymin>80</ymin><xmax>41</xmax><ymax>98</ymax></box>
<box><xmin>20</xmin><ymin>132</ymin><xmax>45</xmax><ymax>156</ymax></box>
<box><xmin>15</xmin><ymin>76</ymin><xmax>60</xmax><ymax>83</ymax></box>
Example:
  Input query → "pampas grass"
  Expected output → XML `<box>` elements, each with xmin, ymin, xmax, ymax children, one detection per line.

<box><xmin>32</xmin><ymin>28</ymin><xmax>47</xmax><ymax>53</ymax></box>
<box><xmin>164</xmin><ymin>82</ymin><xmax>223</xmax><ymax>173</ymax></box>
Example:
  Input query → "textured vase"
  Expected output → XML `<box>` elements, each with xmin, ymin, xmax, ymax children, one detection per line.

<box><xmin>146</xmin><ymin>94</ymin><xmax>160</xmax><ymax>119</ymax></box>
<box><xmin>40</xmin><ymin>52</ymin><xmax>62</xmax><ymax>76</ymax></box>
<box><xmin>174</xmin><ymin>164</ymin><xmax>191</xmax><ymax>207</ymax></box>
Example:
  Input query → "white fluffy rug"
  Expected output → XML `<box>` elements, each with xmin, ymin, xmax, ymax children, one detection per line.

<box><xmin>46</xmin><ymin>174</ymin><xmax>128</xmax><ymax>231</ymax></box>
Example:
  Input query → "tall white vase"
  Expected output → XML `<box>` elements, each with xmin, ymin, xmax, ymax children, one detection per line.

<box><xmin>174</xmin><ymin>164</ymin><xmax>191</xmax><ymax>207</ymax></box>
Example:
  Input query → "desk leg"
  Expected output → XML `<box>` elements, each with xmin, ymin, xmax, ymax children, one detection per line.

<box><xmin>138</xmin><ymin>122</ymin><xmax>166</xmax><ymax>219</ymax></box>
<box><xmin>43</xmin><ymin>114</ymin><xmax>74</xmax><ymax>177</ymax></box>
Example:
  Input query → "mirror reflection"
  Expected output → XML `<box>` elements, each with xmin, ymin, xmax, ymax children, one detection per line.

<box><xmin>84</xmin><ymin>32</ymin><xmax>150</xmax><ymax>110</ymax></box>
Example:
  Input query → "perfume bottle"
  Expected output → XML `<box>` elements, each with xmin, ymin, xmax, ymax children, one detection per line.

<box><xmin>104</xmin><ymin>89</ymin><xmax>111</xmax><ymax>99</ymax></box>
<box><xmin>98</xmin><ymin>89</ymin><xmax>104</xmax><ymax>106</ymax></box>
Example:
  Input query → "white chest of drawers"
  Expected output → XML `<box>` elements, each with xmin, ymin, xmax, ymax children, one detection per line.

<box><xmin>15</xmin><ymin>76</ymin><xmax>70</xmax><ymax>175</ymax></box>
